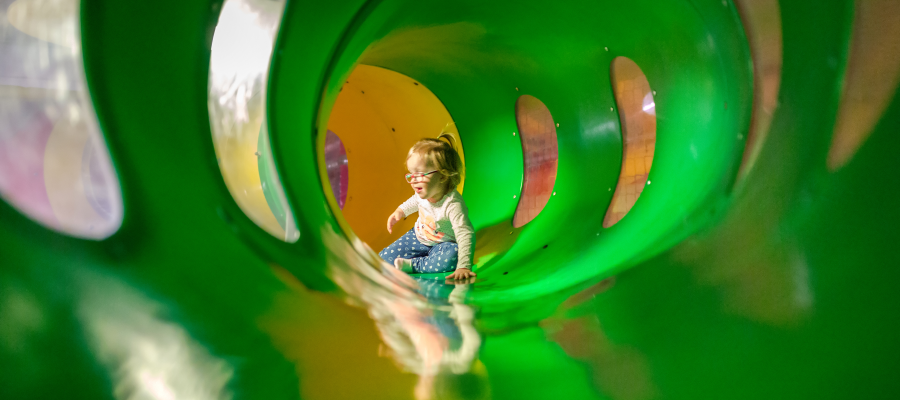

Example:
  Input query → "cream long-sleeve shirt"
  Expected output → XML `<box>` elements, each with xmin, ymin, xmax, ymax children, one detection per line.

<box><xmin>398</xmin><ymin>189</ymin><xmax>475</xmax><ymax>270</ymax></box>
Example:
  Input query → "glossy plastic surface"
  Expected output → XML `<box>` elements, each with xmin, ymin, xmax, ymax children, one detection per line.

<box><xmin>1</xmin><ymin>0</ymin><xmax>898</xmax><ymax>399</ymax></box>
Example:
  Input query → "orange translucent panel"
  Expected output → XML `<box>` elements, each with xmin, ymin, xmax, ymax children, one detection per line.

<box><xmin>828</xmin><ymin>0</ymin><xmax>900</xmax><ymax>171</ymax></box>
<box><xmin>603</xmin><ymin>57</ymin><xmax>656</xmax><ymax>228</ymax></box>
<box><xmin>733</xmin><ymin>0</ymin><xmax>782</xmax><ymax>180</ymax></box>
<box><xmin>512</xmin><ymin>95</ymin><xmax>558</xmax><ymax>228</ymax></box>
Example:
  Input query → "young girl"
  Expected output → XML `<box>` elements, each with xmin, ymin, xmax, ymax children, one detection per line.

<box><xmin>379</xmin><ymin>134</ymin><xmax>477</xmax><ymax>281</ymax></box>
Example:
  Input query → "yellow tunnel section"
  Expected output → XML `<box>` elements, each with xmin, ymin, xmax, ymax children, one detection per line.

<box><xmin>322</xmin><ymin>65</ymin><xmax>465</xmax><ymax>253</ymax></box>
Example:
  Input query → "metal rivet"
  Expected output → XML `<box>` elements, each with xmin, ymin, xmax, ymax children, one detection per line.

<box><xmin>604</xmin><ymin>47</ymin><xmax>609</xmax><ymax>51</ymax></box>
<box><xmin>553</xmin><ymin>192</ymin><xmax>556</xmax><ymax>196</ymax></box>
<box><xmin>608</xmin><ymin>188</ymin><xmax>611</xmax><ymax>191</ymax></box>
<box><xmin>610</xmin><ymin>107</ymin><xmax>614</xmax><ymax>111</ymax></box>
<box><xmin>653</xmin><ymin>90</ymin><xmax>657</xmax><ymax>95</ymax></box>
<box><xmin>515</xmin><ymin>87</ymin><xmax>519</xmax><ymax>91</ymax></box>
<box><xmin>513</xmin><ymin>132</ymin><xmax>517</xmax><ymax>136</ymax></box>
<box><xmin>556</xmin><ymin>123</ymin><xmax>559</xmax><ymax>127</ymax></box>
<box><xmin>513</xmin><ymin>195</ymin><xmax>517</xmax><ymax>198</ymax></box>
<box><xmin>647</xmin><ymin>181</ymin><xmax>651</xmax><ymax>185</ymax></box>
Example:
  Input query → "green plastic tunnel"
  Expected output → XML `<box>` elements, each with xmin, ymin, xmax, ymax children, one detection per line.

<box><xmin>1</xmin><ymin>0</ymin><xmax>899</xmax><ymax>399</ymax></box>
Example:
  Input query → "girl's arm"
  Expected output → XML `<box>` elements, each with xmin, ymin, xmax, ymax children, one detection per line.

<box><xmin>388</xmin><ymin>195</ymin><xmax>420</xmax><ymax>233</ymax></box>
<box><xmin>447</xmin><ymin>202</ymin><xmax>476</xmax><ymax>270</ymax></box>
<box><xmin>387</xmin><ymin>208</ymin><xmax>405</xmax><ymax>233</ymax></box>
<box><xmin>398</xmin><ymin>194</ymin><xmax>419</xmax><ymax>217</ymax></box>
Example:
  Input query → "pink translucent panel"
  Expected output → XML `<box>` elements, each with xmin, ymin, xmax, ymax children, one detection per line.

<box><xmin>603</xmin><ymin>57</ymin><xmax>656</xmax><ymax>228</ymax></box>
<box><xmin>0</xmin><ymin>105</ymin><xmax>54</xmax><ymax>225</ymax></box>
<box><xmin>0</xmin><ymin>0</ymin><xmax>123</xmax><ymax>239</ymax></box>
<box><xmin>324</xmin><ymin>130</ymin><xmax>349</xmax><ymax>209</ymax></box>
<box><xmin>512</xmin><ymin>95</ymin><xmax>559</xmax><ymax>228</ymax></box>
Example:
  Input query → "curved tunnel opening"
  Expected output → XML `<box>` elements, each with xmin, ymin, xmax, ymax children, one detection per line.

<box><xmin>603</xmin><ymin>56</ymin><xmax>657</xmax><ymax>228</ymax></box>
<box><xmin>512</xmin><ymin>94</ymin><xmax>559</xmax><ymax>229</ymax></box>
<box><xmin>300</xmin><ymin>0</ymin><xmax>753</xmax><ymax>302</ymax></box>
<box><xmin>0</xmin><ymin>0</ymin><xmax>123</xmax><ymax>240</ymax></box>
<box><xmin>318</xmin><ymin>64</ymin><xmax>466</xmax><ymax>255</ymax></box>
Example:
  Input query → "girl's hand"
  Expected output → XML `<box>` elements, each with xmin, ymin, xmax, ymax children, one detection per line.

<box><xmin>386</xmin><ymin>209</ymin><xmax>404</xmax><ymax>233</ymax></box>
<box><xmin>446</xmin><ymin>268</ymin><xmax>477</xmax><ymax>281</ymax></box>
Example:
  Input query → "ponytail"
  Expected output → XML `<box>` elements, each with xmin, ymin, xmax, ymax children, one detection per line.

<box><xmin>437</xmin><ymin>132</ymin><xmax>457</xmax><ymax>149</ymax></box>
<box><xmin>406</xmin><ymin>129</ymin><xmax>464</xmax><ymax>191</ymax></box>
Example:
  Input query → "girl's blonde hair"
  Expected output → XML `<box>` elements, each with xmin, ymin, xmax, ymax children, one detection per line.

<box><xmin>407</xmin><ymin>133</ymin><xmax>464</xmax><ymax>191</ymax></box>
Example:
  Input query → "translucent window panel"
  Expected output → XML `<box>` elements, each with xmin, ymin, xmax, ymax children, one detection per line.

<box><xmin>208</xmin><ymin>0</ymin><xmax>299</xmax><ymax>242</ymax></box>
<box><xmin>733</xmin><ymin>0</ymin><xmax>782</xmax><ymax>180</ymax></box>
<box><xmin>324</xmin><ymin>130</ymin><xmax>349</xmax><ymax>209</ymax></box>
<box><xmin>603</xmin><ymin>57</ymin><xmax>656</xmax><ymax>228</ymax></box>
<box><xmin>0</xmin><ymin>0</ymin><xmax>123</xmax><ymax>239</ymax></box>
<box><xmin>512</xmin><ymin>95</ymin><xmax>559</xmax><ymax>228</ymax></box>
<box><xmin>828</xmin><ymin>0</ymin><xmax>900</xmax><ymax>171</ymax></box>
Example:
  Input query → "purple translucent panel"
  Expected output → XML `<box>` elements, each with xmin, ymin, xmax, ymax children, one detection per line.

<box><xmin>324</xmin><ymin>130</ymin><xmax>349</xmax><ymax>209</ymax></box>
<box><xmin>0</xmin><ymin>102</ymin><xmax>55</xmax><ymax>225</ymax></box>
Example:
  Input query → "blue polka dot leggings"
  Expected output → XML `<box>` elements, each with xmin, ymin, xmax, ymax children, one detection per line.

<box><xmin>379</xmin><ymin>229</ymin><xmax>459</xmax><ymax>273</ymax></box>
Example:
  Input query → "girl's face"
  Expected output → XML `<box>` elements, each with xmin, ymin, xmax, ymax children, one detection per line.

<box><xmin>406</xmin><ymin>152</ymin><xmax>446</xmax><ymax>203</ymax></box>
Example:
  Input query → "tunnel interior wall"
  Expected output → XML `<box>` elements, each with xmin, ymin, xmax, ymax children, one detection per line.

<box><xmin>307</xmin><ymin>0</ymin><xmax>753</xmax><ymax>305</ymax></box>
<box><xmin>1</xmin><ymin>0</ymin><xmax>899</xmax><ymax>399</ymax></box>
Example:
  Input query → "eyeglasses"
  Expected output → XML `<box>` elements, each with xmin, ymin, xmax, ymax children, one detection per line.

<box><xmin>405</xmin><ymin>170</ymin><xmax>439</xmax><ymax>183</ymax></box>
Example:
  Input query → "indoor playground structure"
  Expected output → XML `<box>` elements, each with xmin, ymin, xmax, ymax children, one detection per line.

<box><xmin>1</xmin><ymin>0</ymin><xmax>899</xmax><ymax>399</ymax></box>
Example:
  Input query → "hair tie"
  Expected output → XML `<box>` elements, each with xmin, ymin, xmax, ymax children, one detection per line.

<box><xmin>438</xmin><ymin>121</ymin><xmax>456</xmax><ymax>138</ymax></box>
